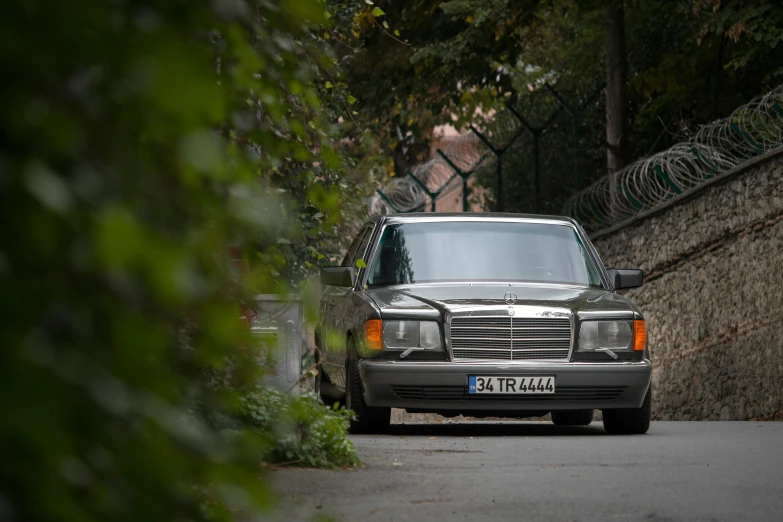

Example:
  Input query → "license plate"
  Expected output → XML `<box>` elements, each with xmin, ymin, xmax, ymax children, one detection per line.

<box><xmin>469</xmin><ymin>375</ymin><xmax>555</xmax><ymax>394</ymax></box>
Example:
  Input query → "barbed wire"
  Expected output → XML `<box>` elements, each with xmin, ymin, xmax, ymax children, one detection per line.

<box><xmin>371</xmin><ymin>84</ymin><xmax>783</xmax><ymax>226</ymax></box>
<box><xmin>564</xmin><ymin>84</ymin><xmax>783</xmax><ymax>231</ymax></box>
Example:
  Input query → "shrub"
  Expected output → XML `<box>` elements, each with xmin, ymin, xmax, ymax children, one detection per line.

<box><xmin>240</xmin><ymin>387</ymin><xmax>360</xmax><ymax>469</ymax></box>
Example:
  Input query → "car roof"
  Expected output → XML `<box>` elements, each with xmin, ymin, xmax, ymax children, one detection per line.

<box><xmin>373</xmin><ymin>212</ymin><xmax>576</xmax><ymax>226</ymax></box>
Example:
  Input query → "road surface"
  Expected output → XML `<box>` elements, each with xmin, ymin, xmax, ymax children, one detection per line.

<box><xmin>271</xmin><ymin>421</ymin><xmax>783</xmax><ymax>521</ymax></box>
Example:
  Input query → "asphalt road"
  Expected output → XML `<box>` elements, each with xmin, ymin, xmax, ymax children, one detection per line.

<box><xmin>271</xmin><ymin>421</ymin><xmax>783</xmax><ymax>522</ymax></box>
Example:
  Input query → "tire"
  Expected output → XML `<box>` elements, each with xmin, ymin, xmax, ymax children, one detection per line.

<box><xmin>602</xmin><ymin>386</ymin><xmax>652</xmax><ymax>435</ymax></box>
<box><xmin>314</xmin><ymin>361</ymin><xmax>322</xmax><ymax>398</ymax></box>
<box><xmin>312</xmin><ymin>341</ymin><xmax>321</xmax><ymax>393</ymax></box>
<box><xmin>551</xmin><ymin>409</ymin><xmax>594</xmax><ymax>426</ymax></box>
<box><xmin>345</xmin><ymin>339</ymin><xmax>391</xmax><ymax>434</ymax></box>
<box><xmin>313</xmin><ymin>350</ymin><xmax>342</xmax><ymax>407</ymax></box>
<box><xmin>313</xmin><ymin>342</ymin><xmax>326</xmax><ymax>401</ymax></box>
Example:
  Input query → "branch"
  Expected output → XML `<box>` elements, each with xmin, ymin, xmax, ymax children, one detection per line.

<box><xmin>329</xmin><ymin>29</ymin><xmax>360</xmax><ymax>51</ymax></box>
<box><xmin>303</xmin><ymin>51</ymin><xmax>361</xmax><ymax>129</ymax></box>
<box><xmin>369</xmin><ymin>12</ymin><xmax>410</xmax><ymax>46</ymax></box>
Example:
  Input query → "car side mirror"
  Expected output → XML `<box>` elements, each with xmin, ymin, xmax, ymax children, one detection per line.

<box><xmin>320</xmin><ymin>266</ymin><xmax>356</xmax><ymax>287</ymax></box>
<box><xmin>607</xmin><ymin>268</ymin><xmax>643</xmax><ymax>290</ymax></box>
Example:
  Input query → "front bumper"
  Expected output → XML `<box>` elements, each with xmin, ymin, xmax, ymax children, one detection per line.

<box><xmin>358</xmin><ymin>360</ymin><xmax>651</xmax><ymax>412</ymax></box>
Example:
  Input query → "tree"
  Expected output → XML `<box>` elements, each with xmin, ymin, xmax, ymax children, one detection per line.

<box><xmin>605</xmin><ymin>0</ymin><xmax>629</xmax><ymax>173</ymax></box>
<box><xmin>338</xmin><ymin>0</ymin><xmax>783</xmax><ymax>213</ymax></box>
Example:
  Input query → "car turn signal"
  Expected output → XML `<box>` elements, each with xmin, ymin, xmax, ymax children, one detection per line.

<box><xmin>364</xmin><ymin>319</ymin><xmax>383</xmax><ymax>350</ymax></box>
<box><xmin>633</xmin><ymin>320</ymin><xmax>646</xmax><ymax>351</ymax></box>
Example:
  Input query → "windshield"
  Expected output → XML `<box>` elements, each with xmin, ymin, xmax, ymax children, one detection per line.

<box><xmin>366</xmin><ymin>221</ymin><xmax>604</xmax><ymax>288</ymax></box>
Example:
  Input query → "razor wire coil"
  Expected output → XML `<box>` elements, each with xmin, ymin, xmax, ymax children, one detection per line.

<box><xmin>564</xmin><ymin>84</ymin><xmax>783</xmax><ymax>231</ymax></box>
<box><xmin>372</xmin><ymin>84</ymin><xmax>783</xmax><ymax>231</ymax></box>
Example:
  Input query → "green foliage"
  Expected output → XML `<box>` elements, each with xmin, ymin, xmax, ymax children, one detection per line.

<box><xmin>0</xmin><ymin>1</ymin><xmax>367</xmax><ymax>521</ymax></box>
<box><xmin>239</xmin><ymin>388</ymin><xmax>359</xmax><ymax>469</ymax></box>
<box><xmin>694</xmin><ymin>0</ymin><xmax>783</xmax><ymax>74</ymax></box>
<box><xmin>326</xmin><ymin>0</ymin><xmax>465</xmax><ymax>177</ymax></box>
<box><xmin>333</xmin><ymin>0</ymin><xmax>783</xmax><ymax>212</ymax></box>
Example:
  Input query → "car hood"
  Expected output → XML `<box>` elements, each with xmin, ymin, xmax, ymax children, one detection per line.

<box><xmin>365</xmin><ymin>283</ymin><xmax>638</xmax><ymax>320</ymax></box>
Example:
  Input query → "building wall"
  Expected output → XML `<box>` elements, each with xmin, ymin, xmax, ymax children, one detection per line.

<box><xmin>591</xmin><ymin>148</ymin><xmax>783</xmax><ymax>420</ymax></box>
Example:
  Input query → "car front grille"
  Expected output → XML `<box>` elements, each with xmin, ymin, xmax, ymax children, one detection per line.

<box><xmin>391</xmin><ymin>385</ymin><xmax>627</xmax><ymax>402</ymax></box>
<box><xmin>450</xmin><ymin>317</ymin><xmax>571</xmax><ymax>360</ymax></box>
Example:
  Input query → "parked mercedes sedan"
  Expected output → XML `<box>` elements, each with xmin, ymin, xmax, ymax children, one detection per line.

<box><xmin>316</xmin><ymin>213</ymin><xmax>651</xmax><ymax>434</ymax></box>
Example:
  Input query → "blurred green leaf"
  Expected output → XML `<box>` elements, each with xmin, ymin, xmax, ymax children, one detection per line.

<box><xmin>0</xmin><ymin>1</ymin><xmax>371</xmax><ymax>521</ymax></box>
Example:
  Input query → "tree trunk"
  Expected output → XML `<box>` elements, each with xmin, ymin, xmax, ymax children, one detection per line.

<box><xmin>605</xmin><ymin>0</ymin><xmax>628</xmax><ymax>219</ymax></box>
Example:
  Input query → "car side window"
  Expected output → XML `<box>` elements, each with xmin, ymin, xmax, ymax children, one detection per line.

<box><xmin>353</xmin><ymin>226</ymin><xmax>374</xmax><ymax>268</ymax></box>
<box><xmin>340</xmin><ymin>229</ymin><xmax>365</xmax><ymax>267</ymax></box>
<box><xmin>340</xmin><ymin>225</ymin><xmax>373</xmax><ymax>268</ymax></box>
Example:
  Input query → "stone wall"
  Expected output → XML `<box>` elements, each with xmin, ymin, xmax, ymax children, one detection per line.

<box><xmin>592</xmin><ymin>148</ymin><xmax>783</xmax><ymax>420</ymax></box>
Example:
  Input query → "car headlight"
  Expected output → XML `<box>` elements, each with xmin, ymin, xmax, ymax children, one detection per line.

<box><xmin>382</xmin><ymin>320</ymin><xmax>443</xmax><ymax>351</ymax></box>
<box><xmin>578</xmin><ymin>320</ymin><xmax>645</xmax><ymax>352</ymax></box>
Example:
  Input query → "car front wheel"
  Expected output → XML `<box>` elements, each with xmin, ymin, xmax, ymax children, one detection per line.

<box><xmin>345</xmin><ymin>339</ymin><xmax>390</xmax><ymax>434</ymax></box>
<box><xmin>602</xmin><ymin>386</ymin><xmax>652</xmax><ymax>435</ymax></box>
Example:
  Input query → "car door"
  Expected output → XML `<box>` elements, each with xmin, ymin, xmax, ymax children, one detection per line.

<box><xmin>320</xmin><ymin>225</ymin><xmax>370</xmax><ymax>387</ymax></box>
<box><xmin>323</xmin><ymin>224</ymin><xmax>375</xmax><ymax>389</ymax></box>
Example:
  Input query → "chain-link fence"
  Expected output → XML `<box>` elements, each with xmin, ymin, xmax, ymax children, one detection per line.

<box><xmin>372</xmin><ymin>84</ymin><xmax>783</xmax><ymax>233</ymax></box>
<box><xmin>371</xmin><ymin>84</ymin><xmax>605</xmax><ymax>216</ymax></box>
